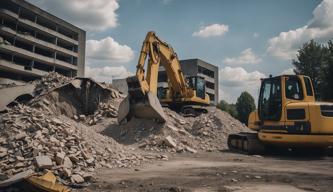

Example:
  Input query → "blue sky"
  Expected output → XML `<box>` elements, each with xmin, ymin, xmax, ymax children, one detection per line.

<box><xmin>28</xmin><ymin>0</ymin><xmax>331</xmax><ymax>103</ymax></box>
<box><xmin>110</xmin><ymin>0</ymin><xmax>319</xmax><ymax>72</ymax></box>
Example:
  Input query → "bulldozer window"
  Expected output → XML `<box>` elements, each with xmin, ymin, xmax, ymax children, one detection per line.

<box><xmin>286</xmin><ymin>77</ymin><xmax>303</xmax><ymax>100</ymax></box>
<box><xmin>259</xmin><ymin>78</ymin><xmax>282</xmax><ymax>121</ymax></box>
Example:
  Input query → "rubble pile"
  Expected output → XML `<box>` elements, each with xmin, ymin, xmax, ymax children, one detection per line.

<box><xmin>187</xmin><ymin>108</ymin><xmax>249</xmax><ymax>151</ymax></box>
<box><xmin>0</xmin><ymin>72</ymin><xmax>251</xmax><ymax>188</ymax></box>
<box><xmin>77</xmin><ymin>102</ymin><xmax>119</xmax><ymax>126</ymax></box>
<box><xmin>33</xmin><ymin>72</ymin><xmax>73</xmax><ymax>95</ymax></box>
<box><xmin>0</xmin><ymin>103</ymin><xmax>147</xmax><ymax>185</ymax></box>
<box><xmin>31</xmin><ymin>75</ymin><xmax>122</xmax><ymax>126</ymax></box>
<box><xmin>0</xmin><ymin>73</ymin><xmax>153</xmax><ymax>186</ymax></box>
<box><xmin>105</xmin><ymin>107</ymin><xmax>248</xmax><ymax>153</ymax></box>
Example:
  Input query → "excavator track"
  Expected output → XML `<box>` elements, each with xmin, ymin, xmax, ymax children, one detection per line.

<box><xmin>181</xmin><ymin>105</ymin><xmax>208</xmax><ymax>117</ymax></box>
<box><xmin>227</xmin><ymin>132</ymin><xmax>265</xmax><ymax>155</ymax></box>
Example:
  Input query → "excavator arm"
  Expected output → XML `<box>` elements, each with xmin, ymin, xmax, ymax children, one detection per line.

<box><xmin>135</xmin><ymin>31</ymin><xmax>188</xmax><ymax>98</ymax></box>
<box><xmin>118</xmin><ymin>31</ymin><xmax>209</xmax><ymax>123</ymax></box>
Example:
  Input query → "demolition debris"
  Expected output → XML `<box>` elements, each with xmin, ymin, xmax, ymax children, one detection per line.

<box><xmin>0</xmin><ymin>72</ymin><xmax>248</xmax><ymax>188</ymax></box>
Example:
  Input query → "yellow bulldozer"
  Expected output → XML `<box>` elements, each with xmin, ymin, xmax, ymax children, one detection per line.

<box><xmin>228</xmin><ymin>75</ymin><xmax>333</xmax><ymax>154</ymax></box>
<box><xmin>118</xmin><ymin>31</ymin><xmax>210</xmax><ymax>123</ymax></box>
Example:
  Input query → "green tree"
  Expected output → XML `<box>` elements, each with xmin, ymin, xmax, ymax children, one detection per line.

<box><xmin>217</xmin><ymin>100</ymin><xmax>229</xmax><ymax>111</ymax></box>
<box><xmin>321</xmin><ymin>40</ymin><xmax>333</xmax><ymax>100</ymax></box>
<box><xmin>292</xmin><ymin>39</ymin><xmax>327</xmax><ymax>96</ymax></box>
<box><xmin>217</xmin><ymin>100</ymin><xmax>238</xmax><ymax>118</ymax></box>
<box><xmin>236</xmin><ymin>92</ymin><xmax>256</xmax><ymax>125</ymax></box>
<box><xmin>227</xmin><ymin>104</ymin><xmax>238</xmax><ymax>119</ymax></box>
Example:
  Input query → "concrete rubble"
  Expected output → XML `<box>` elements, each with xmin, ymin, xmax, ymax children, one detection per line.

<box><xmin>109</xmin><ymin>107</ymin><xmax>248</xmax><ymax>153</ymax></box>
<box><xmin>0</xmin><ymin>72</ymin><xmax>249</xmax><ymax>189</ymax></box>
<box><xmin>0</xmin><ymin>73</ymin><xmax>152</xmax><ymax>187</ymax></box>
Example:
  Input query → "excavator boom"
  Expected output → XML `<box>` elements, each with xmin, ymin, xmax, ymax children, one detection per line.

<box><xmin>118</xmin><ymin>31</ymin><xmax>210</xmax><ymax>123</ymax></box>
<box><xmin>117</xmin><ymin>32</ymin><xmax>182</xmax><ymax>123</ymax></box>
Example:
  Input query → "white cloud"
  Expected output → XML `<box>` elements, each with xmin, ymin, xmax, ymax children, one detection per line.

<box><xmin>27</xmin><ymin>0</ymin><xmax>119</xmax><ymax>31</ymax></box>
<box><xmin>281</xmin><ymin>68</ymin><xmax>296</xmax><ymax>75</ymax></box>
<box><xmin>267</xmin><ymin>0</ymin><xmax>333</xmax><ymax>60</ymax></box>
<box><xmin>253</xmin><ymin>32</ymin><xmax>260</xmax><ymax>38</ymax></box>
<box><xmin>85</xmin><ymin>66</ymin><xmax>133</xmax><ymax>83</ymax></box>
<box><xmin>219</xmin><ymin>67</ymin><xmax>266</xmax><ymax>103</ymax></box>
<box><xmin>192</xmin><ymin>24</ymin><xmax>229</xmax><ymax>38</ymax></box>
<box><xmin>86</xmin><ymin>37</ymin><xmax>135</xmax><ymax>63</ymax></box>
<box><xmin>223</xmin><ymin>48</ymin><xmax>262</xmax><ymax>65</ymax></box>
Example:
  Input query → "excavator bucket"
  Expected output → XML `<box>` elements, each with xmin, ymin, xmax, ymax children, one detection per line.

<box><xmin>118</xmin><ymin>76</ymin><xmax>167</xmax><ymax>123</ymax></box>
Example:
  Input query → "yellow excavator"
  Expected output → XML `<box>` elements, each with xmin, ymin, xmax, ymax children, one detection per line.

<box><xmin>118</xmin><ymin>31</ymin><xmax>210</xmax><ymax>123</ymax></box>
<box><xmin>228</xmin><ymin>75</ymin><xmax>333</xmax><ymax>154</ymax></box>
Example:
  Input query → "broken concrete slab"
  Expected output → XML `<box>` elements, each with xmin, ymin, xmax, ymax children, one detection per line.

<box><xmin>63</xmin><ymin>157</ymin><xmax>73</xmax><ymax>168</ymax></box>
<box><xmin>71</xmin><ymin>174</ymin><xmax>84</xmax><ymax>184</ymax></box>
<box><xmin>164</xmin><ymin>136</ymin><xmax>177</xmax><ymax>148</ymax></box>
<box><xmin>185</xmin><ymin>146</ymin><xmax>198</xmax><ymax>154</ymax></box>
<box><xmin>35</xmin><ymin>156</ymin><xmax>53</xmax><ymax>169</ymax></box>
<box><xmin>54</xmin><ymin>152</ymin><xmax>66</xmax><ymax>165</ymax></box>
<box><xmin>0</xmin><ymin>84</ymin><xmax>35</xmax><ymax>111</ymax></box>
<box><xmin>0</xmin><ymin>169</ymin><xmax>34</xmax><ymax>187</ymax></box>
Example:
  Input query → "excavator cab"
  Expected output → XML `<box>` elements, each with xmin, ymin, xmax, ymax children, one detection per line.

<box><xmin>258</xmin><ymin>76</ymin><xmax>282</xmax><ymax>121</ymax></box>
<box><xmin>186</xmin><ymin>76</ymin><xmax>206</xmax><ymax>100</ymax></box>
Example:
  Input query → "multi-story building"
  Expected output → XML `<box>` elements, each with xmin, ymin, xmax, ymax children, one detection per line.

<box><xmin>158</xmin><ymin>58</ymin><xmax>219</xmax><ymax>105</ymax></box>
<box><xmin>0</xmin><ymin>0</ymin><xmax>86</xmax><ymax>82</ymax></box>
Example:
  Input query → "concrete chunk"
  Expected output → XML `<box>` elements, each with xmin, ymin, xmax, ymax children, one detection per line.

<box><xmin>63</xmin><ymin>157</ymin><xmax>73</xmax><ymax>168</ymax></box>
<box><xmin>185</xmin><ymin>146</ymin><xmax>197</xmax><ymax>154</ymax></box>
<box><xmin>164</xmin><ymin>136</ymin><xmax>177</xmax><ymax>148</ymax></box>
<box><xmin>62</xmin><ymin>168</ymin><xmax>71</xmax><ymax>177</ymax></box>
<box><xmin>15</xmin><ymin>132</ymin><xmax>27</xmax><ymax>140</ymax></box>
<box><xmin>35</xmin><ymin>156</ymin><xmax>53</xmax><ymax>169</ymax></box>
<box><xmin>0</xmin><ymin>147</ymin><xmax>7</xmax><ymax>158</ymax></box>
<box><xmin>71</xmin><ymin>174</ymin><xmax>84</xmax><ymax>184</ymax></box>
<box><xmin>55</xmin><ymin>152</ymin><xmax>66</xmax><ymax>165</ymax></box>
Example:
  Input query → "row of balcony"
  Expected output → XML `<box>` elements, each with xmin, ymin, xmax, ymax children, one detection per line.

<box><xmin>0</xmin><ymin>9</ymin><xmax>78</xmax><ymax>46</ymax></box>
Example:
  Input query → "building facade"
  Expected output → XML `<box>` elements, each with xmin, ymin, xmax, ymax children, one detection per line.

<box><xmin>0</xmin><ymin>0</ymin><xmax>86</xmax><ymax>82</ymax></box>
<box><xmin>158</xmin><ymin>58</ymin><xmax>219</xmax><ymax>105</ymax></box>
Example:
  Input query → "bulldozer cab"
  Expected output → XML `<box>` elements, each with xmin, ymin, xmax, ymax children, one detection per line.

<box><xmin>186</xmin><ymin>76</ymin><xmax>206</xmax><ymax>99</ymax></box>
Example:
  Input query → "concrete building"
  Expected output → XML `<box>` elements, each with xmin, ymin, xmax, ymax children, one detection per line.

<box><xmin>0</xmin><ymin>0</ymin><xmax>86</xmax><ymax>82</ymax></box>
<box><xmin>158</xmin><ymin>58</ymin><xmax>219</xmax><ymax>105</ymax></box>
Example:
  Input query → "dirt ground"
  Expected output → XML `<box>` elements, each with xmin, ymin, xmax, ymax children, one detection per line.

<box><xmin>83</xmin><ymin>151</ymin><xmax>333</xmax><ymax>192</ymax></box>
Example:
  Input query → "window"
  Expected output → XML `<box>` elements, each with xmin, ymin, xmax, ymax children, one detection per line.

<box><xmin>198</xmin><ymin>66</ymin><xmax>214</xmax><ymax>78</ymax></box>
<box><xmin>206</xmin><ymin>81</ymin><xmax>215</xmax><ymax>89</ymax></box>
<box><xmin>259</xmin><ymin>78</ymin><xmax>282</xmax><ymax>121</ymax></box>
<box><xmin>304</xmin><ymin>77</ymin><xmax>313</xmax><ymax>96</ymax></box>
<box><xmin>158</xmin><ymin>71</ymin><xmax>167</xmax><ymax>82</ymax></box>
<box><xmin>285</xmin><ymin>77</ymin><xmax>303</xmax><ymax>100</ymax></box>
<box><xmin>196</xmin><ymin>77</ymin><xmax>206</xmax><ymax>99</ymax></box>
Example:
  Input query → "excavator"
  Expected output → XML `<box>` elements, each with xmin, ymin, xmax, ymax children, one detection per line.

<box><xmin>228</xmin><ymin>75</ymin><xmax>333</xmax><ymax>154</ymax></box>
<box><xmin>117</xmin><ymin>31</ymin><xmax>210</xmax><ymax>123</ymax></box>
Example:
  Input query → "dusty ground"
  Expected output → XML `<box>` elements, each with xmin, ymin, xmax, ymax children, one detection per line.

<box><xmin>84</xmin><ymin>151</ymin><xmax>333</xmax><ymax>192</ymax></box>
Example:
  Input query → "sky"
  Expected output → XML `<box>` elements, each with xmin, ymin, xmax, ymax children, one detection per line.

<box><xmin>26</xmin><ymin>0</ymin><xmax>332</xmax><ymax>103</ymax></box>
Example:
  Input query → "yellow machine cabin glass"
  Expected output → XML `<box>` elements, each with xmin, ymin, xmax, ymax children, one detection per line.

<box><xmin>258</xmin><ymin>77</ymin><xmax>282</xmax><ymax>121</ymax></box>
<box><xmin>285</xmin><ymin>76</ymin><xmax>304</xmax><ymax>100</ymax></box>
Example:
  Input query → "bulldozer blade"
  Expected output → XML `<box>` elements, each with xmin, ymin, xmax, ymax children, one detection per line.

<box><xmin>118</xmin><ymin>92</ymin><xmax>167</xmax><ymax>123</ymax></box>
